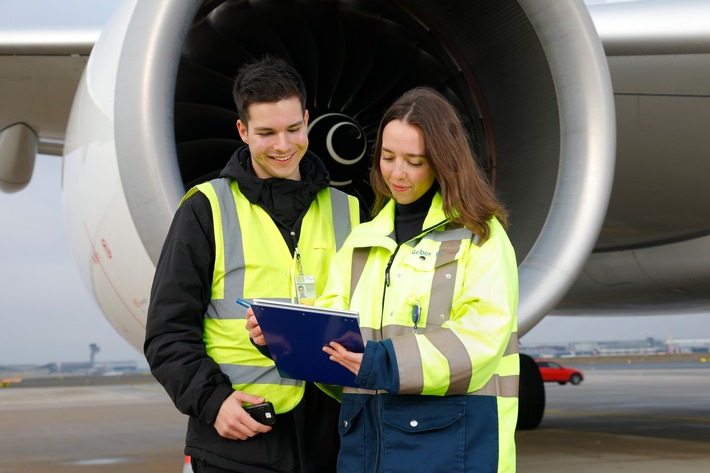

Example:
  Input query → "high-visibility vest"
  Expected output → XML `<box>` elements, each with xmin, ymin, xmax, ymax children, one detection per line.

<box><xmin>318</xmin><ymin>193</ymin><xmax>519</xmax><ymax>469</ymax></box>
<box><xmin>183</xmin><ymin>178</ymin><xmax>359</xmax><ymax>413</ymax></box>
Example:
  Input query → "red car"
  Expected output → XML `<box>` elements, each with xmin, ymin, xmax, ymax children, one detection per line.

<box><xmin>535</xmin><ymin>360</ymin><xmax>584</xmax><ymax>385</ymax></box>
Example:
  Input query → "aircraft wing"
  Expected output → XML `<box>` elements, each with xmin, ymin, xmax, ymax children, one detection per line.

<box><xmin>558</xmin><ymin>0</ymin><xmax>710</xmax><ymax>321</ymax></box>
<box><xmin>0</xmin><ymin>0</ymin><xmax>117</xmax><ymax>191</ymax></box>
<box><xmin>0</xmin><ymin>34</ymin><xmax>92</xmax><ymax>156</ymax></box>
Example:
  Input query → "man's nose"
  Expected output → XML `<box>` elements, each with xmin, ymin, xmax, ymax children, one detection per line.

<box><xmin>274</xmin><ymin>132</ymin><xmax>289</xmax><ymax>151</ymax></box>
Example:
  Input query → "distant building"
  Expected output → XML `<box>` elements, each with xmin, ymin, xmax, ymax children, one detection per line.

<box><xmin>0</xmin><ymin>360</ymin><xmax>140</xmax><ymax>379</ymax></box>
<box><xmin>521</xmin><ymin>337</ymin><xmax>710</xmax><ymax>358</ymax></box>
<box><xmin>0</xmin><ymin>363</ymin><xmax>57</xmax><ymax>379</ymax></box>
<box><xmin>59</xmin><ymin>360</ymin><xmax>139</xmax><ymax>374</ymax></box>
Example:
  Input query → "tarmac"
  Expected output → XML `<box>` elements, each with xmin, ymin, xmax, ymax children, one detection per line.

<box><xmin>0</xmin><ymin>365</ymin><xmax>708</xmax><ymax>473</ymax></box>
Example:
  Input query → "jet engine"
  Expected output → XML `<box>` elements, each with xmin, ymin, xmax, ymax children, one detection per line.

<box><xmin>62</xmin><ymin>0</ymin><xmax>615</xmax><ymax>429</ymax></box>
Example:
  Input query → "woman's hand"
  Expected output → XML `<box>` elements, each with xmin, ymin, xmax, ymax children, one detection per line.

<box><xmin>245</xmin><ymin>307</ymin><xmax>266</xmax><ymax>346</ymax></box>
<box><xmin>323</xmin><ymin>341</ymin><xmax>363</xmax><ymax>376</ymax></box>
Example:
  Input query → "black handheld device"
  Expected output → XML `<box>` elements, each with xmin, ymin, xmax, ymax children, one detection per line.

<box><xmin>244</xmin><ymin>401</ymin><xmax>277</xmax><ymax>426</ymax></box>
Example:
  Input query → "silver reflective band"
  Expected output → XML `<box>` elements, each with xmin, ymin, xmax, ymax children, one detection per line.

<box><xmin>220</xmin><ymin>363</ymin><xmax>303</xmax><ymax>387</ymax></box>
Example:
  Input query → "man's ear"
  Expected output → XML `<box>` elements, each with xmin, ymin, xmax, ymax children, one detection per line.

<box><xmin>303</xmin><ymin>109</ymin><xmax>309</xmax><ymax>127</ymax></box>
<box><xmin>236</xmin><ymin>119</ymin><xmax>248</xmax><ymax>143</ymax></box>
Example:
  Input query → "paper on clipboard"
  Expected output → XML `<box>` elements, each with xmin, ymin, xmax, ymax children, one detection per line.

<box><xmin>250</xmin><ymin>299</ymin><xmax>364</xmax><ymax>387</ymax></box>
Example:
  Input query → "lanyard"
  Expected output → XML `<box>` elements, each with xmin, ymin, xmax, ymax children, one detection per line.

<box><xmin>290</xmin><ymin>231</ymin><xmax>304</xmax><ymax>275</ymax></box>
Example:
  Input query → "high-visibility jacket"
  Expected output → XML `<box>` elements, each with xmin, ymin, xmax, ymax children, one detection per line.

<box><xmin>185</xmin><ymin>177</ymin><xmax>359</xmax><ymax>413</ymax></box>
<box><xmin>317</xmin><ymin>192</ymin><xmax>519</xmax><ymax>473</ymax></box>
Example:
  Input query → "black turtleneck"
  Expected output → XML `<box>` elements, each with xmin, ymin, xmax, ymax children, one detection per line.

<box><xmin>394</xmin><ymin>184</ymin><xmax>438</xmax><ymax>244</ymax></box>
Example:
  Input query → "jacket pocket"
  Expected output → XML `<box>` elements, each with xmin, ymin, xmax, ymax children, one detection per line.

<box><xmin>381</xmin><ymin>396</ymin><xmax>466</xmax><ymax>473</ymax></box>
<box><xmin>337</xmin><ymin>396</ymin><xmax>368</xmax><ymax>473</ymax></box>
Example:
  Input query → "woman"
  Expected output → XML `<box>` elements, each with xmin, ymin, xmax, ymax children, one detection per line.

<box><xmin>318</xmin><ymin>87</ymin><xmax>519</xmax><ymax>473</ymax></box>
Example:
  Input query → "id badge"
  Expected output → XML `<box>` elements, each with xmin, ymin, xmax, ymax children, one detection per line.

<box><xmin>295</xmin><ymin>274</ymin><xmax>317</xmax><ymax>306</ymax></box>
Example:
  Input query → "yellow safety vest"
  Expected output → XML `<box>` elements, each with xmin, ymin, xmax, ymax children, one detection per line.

<box><xmin>183</xmin><ymin>178</ymin><xmax>359</xmax><ymax>413</ymax></box>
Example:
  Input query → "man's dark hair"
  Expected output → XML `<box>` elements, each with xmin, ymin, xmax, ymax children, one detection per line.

<box><xmin>232</xmin><ymin>55</ymin><xmax>307</xmax><ymax>125</ymax></box>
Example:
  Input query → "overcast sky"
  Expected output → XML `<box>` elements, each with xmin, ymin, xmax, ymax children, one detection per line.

<box><xmin>1</xmin><ymin>0</ymin><xmax>708</xmax><ymax>367</ymax></box>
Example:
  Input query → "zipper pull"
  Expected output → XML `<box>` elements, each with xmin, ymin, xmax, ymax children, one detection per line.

<box><xmin>411</xmin><ymin>301</ymin><xmax>421</xmax><ymax>333</ymax></box>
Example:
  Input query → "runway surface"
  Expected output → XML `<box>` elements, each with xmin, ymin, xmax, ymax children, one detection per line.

<box><xmin>0</xmin><ymin>366</ymin><xmax>708</xmax><ymax>472</ymax></box>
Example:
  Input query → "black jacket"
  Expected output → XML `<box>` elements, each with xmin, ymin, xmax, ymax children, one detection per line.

<box><xmin>144</xmin><ymin>146</ymin><xmax>341</xmax><ymax>472</ymax></box>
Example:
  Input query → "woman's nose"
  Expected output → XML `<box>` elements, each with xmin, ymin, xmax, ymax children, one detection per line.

<box><xmin>392</xmin><ymin>160</ymin><xmax>407</xmax><ymax>178</ymax></box>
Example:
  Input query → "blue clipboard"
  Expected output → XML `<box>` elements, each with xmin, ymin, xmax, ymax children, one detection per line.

<box><xmin>250</xmin><ymin>299</ymin><xmax>364</xmax><ymax>387</ymax></box>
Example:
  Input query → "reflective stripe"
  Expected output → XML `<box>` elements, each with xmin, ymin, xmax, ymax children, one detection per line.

<box><xmin>390</xmin><ymin>335</ymin><xmax>424</xmax><ymax>393</ymax></box>
<box><xmin>426</xmin><ymin>227</ymin><xmax>472</xmax><ymax>243</ymax></box>
<box><xmin>221</xmin><ymin>180</ymin><xmax>244</xmax><ymax>303</ymax></box>
<box><xmin>219</xmin><ymin>363</ymin><xmax>302</xmax><ymax>387</ymax></box>
<box><xmin>343</xmin><ymin>386</ymin><xmax>388</xmax><ymax>395</ymax></box>
<box><xmin>470</xmin><ymin>373</ymin><xmax>519</xmax><ymax>398</ymax></box>
<box><xmin>504</xmin><ymin>332</ymin><xmax>519</xmax><ymax>356</ymax></box>
<box><xmin>426</xmin><ymin>329</ymin><xmax>473</xmax><ymax>395</ymax></box>
<box><xmin>427</xmin><ymin>239</ymin><xmax>462</xmax><ymax>325</ymax></box>
<box><xmin>381</xmin><ymin>325</ymin><xmax>410</xmax><ymax>339</ymax></box>
<box><xmin>202</xmin><ymin>179</ymin><xmax>246</xmax><ymax>319</ymax></box>
<box><xmin>193</xmin><ymin>183</ymin><xmax>226</xmax><ymax>300</ymax></box>
<box><xmin>342</xmin><ymin>373</ymin><xmax>518</xmax><ymax>398</ymax></box>
<box><xmin>208</xmin><ymin>300</ymin><xmax>247</xmax><ymax>320</ymax></box>
<box><xmin>206</xmin><ymin>297</ymin><xmax>291</xmax><ymax>320</ymax></box>
<box><xmin>360</xmin><ymin>326</ymin><xmax>380</xmax><ymax>342</ymax></box>
<box><xmin>350</xmin><ymin>248</ymin><xmax>370</xmax><ymax>302</ymax></box>
<box><xmin>330</xmin><ymin>188</ymin><xmax>351</xmax><ymax>249</ymax></box>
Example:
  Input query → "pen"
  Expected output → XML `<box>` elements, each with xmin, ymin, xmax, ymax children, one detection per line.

<box><xmin>236</xmin><ymin>298</ymin><xmax>251</xmax><ymax>308</ymax></box>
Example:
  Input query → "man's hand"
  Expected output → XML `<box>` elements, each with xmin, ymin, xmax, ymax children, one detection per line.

<box><xmin>245</xmin><ymin>307</ymin><xmax>266</xmax><ymax>346</ymax></box>
<box><xmin>323</xmin><ymin>341</ymin><xmax>363</xmax><ymax>376</ymax></box>
<box><xmin>214</xmin><ymin>391</ymin><xmax>273</xmax><ymax>440</ymax></box>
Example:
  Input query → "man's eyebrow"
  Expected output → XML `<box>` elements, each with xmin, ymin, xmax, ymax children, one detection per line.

<box><xmin>253</xmin><ymin>120</ymin><xmax>304</xmax><ymax>132</ymax></box>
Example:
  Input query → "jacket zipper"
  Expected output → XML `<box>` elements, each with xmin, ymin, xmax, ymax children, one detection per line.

<box><xmin>380</xmin><ymin>246</ymin><xmax>399</xmax><ymax>339</ymax></box>
<box><xmin>373</xmin><ymin>392</ymin><xmax>384</xmax><ymax>473</ymax></box>
<box><xmin>374</xmin><ymin>247</ymin><xmax>398</xmax><ymax>473</ymax></box>
<box><xmin>372</xmin><ymin>220</ymin><xmax>448</xmax><ymax>472</ymax></box>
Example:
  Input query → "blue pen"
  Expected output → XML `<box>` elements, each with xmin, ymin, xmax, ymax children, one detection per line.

<box><xmin>236</xmin><ymin>298</ymin><xmax>251</xmax><ymax>308</ymax></box>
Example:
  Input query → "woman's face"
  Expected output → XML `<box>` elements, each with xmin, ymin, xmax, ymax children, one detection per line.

<box><xmin>379</xmin><ymin>120</ymin><xmax>436</xmax><ymax>205</ymax></box>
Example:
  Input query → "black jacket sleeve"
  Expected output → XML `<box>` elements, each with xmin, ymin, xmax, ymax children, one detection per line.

<box><xmin>144</xmin><ymin>192</ymin><xmax>234</xmax><ymax>425</ymax></box>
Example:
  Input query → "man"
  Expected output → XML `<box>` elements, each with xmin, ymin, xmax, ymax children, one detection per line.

<box><xmin>144</xmin><ymin>55</ymin><xmax>359</xmax><ymax>473</ymax></box>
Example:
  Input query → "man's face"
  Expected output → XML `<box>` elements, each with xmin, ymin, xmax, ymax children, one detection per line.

<box><xmin>237</xmin><ymin>97</ymin><xmax>309</xmax><ymax>181</ymax></box>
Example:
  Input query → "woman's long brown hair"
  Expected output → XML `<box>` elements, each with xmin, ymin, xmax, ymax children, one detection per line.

<box><xmin>370</xmin><ymin>87</ymin><xmax>508</xmax><ymax>242</ymax></box>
